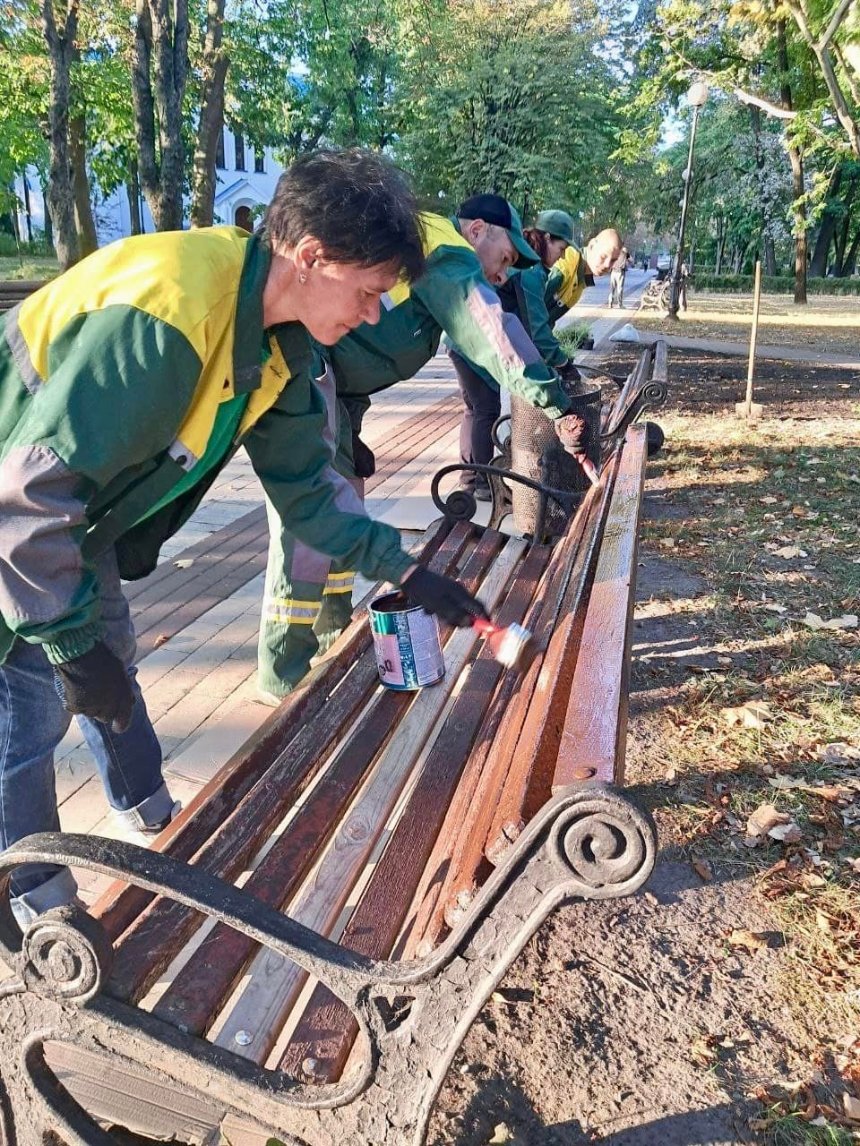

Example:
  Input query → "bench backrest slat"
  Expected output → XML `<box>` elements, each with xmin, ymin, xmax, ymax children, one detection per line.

<box><xmin>554</xmin><ymin>425</ymin><xmax>648</xmax><ymax>790</ymax></box>
<box><xmin>277</xmin><ymin>541</ymin><xmax>552</xmax><ymax>1083</ymax></box>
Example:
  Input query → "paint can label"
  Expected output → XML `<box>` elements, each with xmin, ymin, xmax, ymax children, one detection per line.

<box><xmin>369</xmin><ymin>591</ymin><xmax>445</xmax><ymax>690</ymax></box>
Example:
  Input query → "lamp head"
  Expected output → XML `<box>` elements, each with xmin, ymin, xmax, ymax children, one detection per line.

<box><xmin>687</xmin><ymin>81</ymin><xmax>709</xmax><ymax>108</ymax></box>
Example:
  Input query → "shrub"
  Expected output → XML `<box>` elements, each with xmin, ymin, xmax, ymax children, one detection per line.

<box><xmin>691</xmin><ymin>272</ymin><xmax>860</xmax><ymax>296</ymax></box>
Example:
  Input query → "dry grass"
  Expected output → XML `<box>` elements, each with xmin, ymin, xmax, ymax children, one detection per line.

<box><xmin>626</xmin><ymin>358</ymin><xmax>860</xmax><ymax>1141</ymax></box>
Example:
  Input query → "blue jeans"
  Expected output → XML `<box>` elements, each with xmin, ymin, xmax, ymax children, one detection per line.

<box><xmin>0</xmin><ymin>549</ymin><xmax>168</xmax><ymax>914</ymax></box>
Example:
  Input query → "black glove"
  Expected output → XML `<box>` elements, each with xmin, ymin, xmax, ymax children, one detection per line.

<box><xmin>558</xmin><ymin>360</ymin><xmax>582</xmax><ymax>385</ymax></box>
<box><xmin>351</xmin><ymin>431</ymin><xmax>376</xmax><ymax>479</ymax></box>
<box><xmin>402</xmin><ymin>568</ymin><xmax>489</xmax><ymax>628</ymax></box>
<box><xmin>53</xmin><ymin>641</ymin><xmax>135</xmax><ymax>734</ymax></box>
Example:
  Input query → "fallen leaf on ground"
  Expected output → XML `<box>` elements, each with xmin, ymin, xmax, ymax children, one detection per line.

<box><xmin>746</xmin><ymin>803</ymin><xmax>790</xmax><ymax>845</ymax></box>
<box><xmin>173</xmin><ymin>558</ymin><xmax>195</xmax><ymax>569</ymax></box>
<box><xmin>764</xmin><ymin>603</ymin><xmax>787</xmax><ymax>614</ymax></box>
<box><xmin>692</xmin><ymin>856</ymin><xmax>713</xmax><ymax>881</ymax></box>
<box><xmin>768</xmin><ymin>775</ymin><xmax>805</xmax><ymax>790</ymax></box>
<box><xmin>767</xmin><ymin>821</ymin><xmax>803</xmax><ymax>843</ymax></box>
<box><xmin>759</xmin><ymin>496</ymin><xmax>779</xmax><ymax>504</ymax></box>
<box><xmin>728</xmin><ymin>928</ymin><xmax>769</xmax><ymax>952</ymax></box>
<box><xmin>820</xmin><ymin>742</ymin><xmax>860</xmax><ymax>765</ymax></box>
<box><xmin>659</xmin><ymin>537</ymin><xmax>677</xmax><ymax>549</ymax></box>
<box><xmin>153</xmin><ymin>633</ymin><xmax>170</xmax><ymax>649</ymax></box>
<box><xmin>803</xmin><ymin>612</ymin><xmax>858</xmax><ymax>631</ymax></box>
<box><xmin>488</xmin><ymin>1123</ymin><xmax>513</xmax><ymax>1144</ymax></box>
<box><xmin>721</xmin><ymin>701</ymin><xmax>772</xmax><ymax>730</ymax></box>
<box><xmin>843</xmin><ymin>1094</ymin><xmax>860</xmax><ymax>1122</ymax></box>
<box><xmin>773</xmin><ymin>545</ymin><xmax>807</xmax><ymax>559</ymax></box>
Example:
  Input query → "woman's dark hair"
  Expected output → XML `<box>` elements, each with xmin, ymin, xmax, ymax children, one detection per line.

<box><xmin>263</xmin><ymin>149</ymin><xmax>425</xmax><ymax>283</ymax></box>
<box><xmin>523</xmin><ymin>227</ymin><xmax>552</xmax><ymax>266</ymax></box>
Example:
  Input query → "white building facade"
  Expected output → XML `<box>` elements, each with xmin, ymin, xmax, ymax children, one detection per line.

<box><xmin>14</xmin><ymin>128</ymin><xmax>285</xmax><ymax>246</ymax></box>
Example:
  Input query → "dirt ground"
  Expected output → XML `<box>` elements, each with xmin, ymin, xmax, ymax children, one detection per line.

<box><xmin>429</xmin><ymin>346</ymin><xmax>860</xmax><ymax>1146</ymax></box>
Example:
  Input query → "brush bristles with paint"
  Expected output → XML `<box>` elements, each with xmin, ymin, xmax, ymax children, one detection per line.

<box><xmin>473</xmin><ymin>618</ymin><xmax>539</xmax><ymax>673</ymax></box>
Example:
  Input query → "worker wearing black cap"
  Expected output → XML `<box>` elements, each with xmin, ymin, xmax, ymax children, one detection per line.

<box><xmin>258</xmin><ymin>193</ymin><xmax>584</xmax><ymax>700</ymax></box>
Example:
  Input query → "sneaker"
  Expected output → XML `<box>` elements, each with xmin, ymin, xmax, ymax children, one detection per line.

<box><xmin>112</xmin><ymin>800</ymin><xmax>182</xmax><ymax>847</ymax></box>
<box><xmin>11</xmin><ymin>892</ymin><xmax>88</xmax><ymax>930</ymax></box>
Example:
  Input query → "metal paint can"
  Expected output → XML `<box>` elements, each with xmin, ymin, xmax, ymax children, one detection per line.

<box><xmin>369</xmin><ymin>590</ymin><xmax>445</xmax><ymax>690</ymax></box>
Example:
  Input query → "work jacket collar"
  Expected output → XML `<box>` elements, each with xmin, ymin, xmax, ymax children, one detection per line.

<box><xmin>233</xmin><ymin>232</ymin><xmax>270</xmax><ymax>394</ymax></box>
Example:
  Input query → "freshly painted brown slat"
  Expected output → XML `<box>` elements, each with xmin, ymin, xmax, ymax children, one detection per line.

<box><xmin>553</xmin><ymin>427</ymin><xmax>648</xmax><ymax>790</ymax></box>
<box><xmin>605</xmin><ymin>348</ymin><xmax>653</xmax><ymax>440</ymax></box>
<box><xmin>92</xmin><ymin>519</ymin><xmax>458</xmax><ymax>939</ymax></box>
<box><xmin>483</xmin><ymin>452</ymin><xmax>624</xmax><ymax>864</ymax></box>
<box><xmin>653</xmin><ymin>338</ymin><xmax>668</xmax><ymax>384</ymax></box>
<box><xmin>398</xmin><ymin>506</ymin><xmax>598</xmax><ymax>956</ymax></box>
<box><xmin>278</xmin><ymin>541</ymin><xmax>548</xmax><ymax>1082</ymax></box>
<box><xmin>146</xmin><ymin>527</ymin><xmax>499</xmax><ymax>1033</ymax></box>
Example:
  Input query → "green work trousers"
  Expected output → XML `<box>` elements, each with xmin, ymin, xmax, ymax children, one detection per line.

<box><xmin>257</xmin><ymin>369</ymin><xmax>364</xmax><ymax>698</ymax></box>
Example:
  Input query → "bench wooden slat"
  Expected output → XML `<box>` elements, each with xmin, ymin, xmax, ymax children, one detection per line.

<box><xmin>147</xmin><ymin>528</ymin><xmax>505</xmax><ymax>1033</ymax></box>
<box><xmin>553</xmin><ymin>425</ymin><xmax>648</xmax><ymax>790</ymax></box>
<box><xmin>277</xmin><ymin>541</ymin><xmax>551</xmax><ymax>1082</ymax></box>
<box><xmin>92</xmin><ymin>519</ymin><xmax>459</xmax><ymax>938</ymax></box>
<box><xmin>403</xmin><ymin>483</ymin><xmax>612</xmax><ymax>948</ymax></box>
<box><xmin>213</xmin><ymin>536</ymin><xmax>526</xmax><ymax>1064</ymax></box>
<box><xmin>483</xmin><ymin>447</ymin><xmax>627</xmax><ymax>863</ymax></box>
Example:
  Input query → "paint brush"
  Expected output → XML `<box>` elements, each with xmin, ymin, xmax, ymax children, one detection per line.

<box><xmin>472</xmin><ymin>617</ymin><xmax>539</xmax><ymax>673</ymax></box>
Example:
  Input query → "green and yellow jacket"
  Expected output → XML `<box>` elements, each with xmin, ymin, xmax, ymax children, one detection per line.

<box><xmin>0</xmin><ymin>227</ymin><xmax>410</xmax><ymax>666</ymax></box>
<box><xmin>545</xmin><ymin>245</ymin><xmax>588</xmax><ymax>325</ymax></box>
<box><xmin>327</xmin><ymin>213</ymin><xmax>569</xmax><ymax>422</ymax></box>
<box><xmin>497</xmin><ymin>262</ymin><xmax>568</xmax><ymax>370</ymax></box>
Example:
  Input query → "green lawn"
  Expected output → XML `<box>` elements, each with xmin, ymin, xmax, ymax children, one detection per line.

<box><xmin>0</xmin><ymin>255</ymin><xmax>59</xmax><ymax>282</ymax></box>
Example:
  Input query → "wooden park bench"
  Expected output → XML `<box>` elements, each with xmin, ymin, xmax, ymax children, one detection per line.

<box><xmin>0</xmin><ymin>405</ymin><xmax>660</xmax><ymax>1144</ymax></box>
<box><xmin>0</xmin><ymin>280</ymin><xmax>45</xmax><ymax>313</ymax></box>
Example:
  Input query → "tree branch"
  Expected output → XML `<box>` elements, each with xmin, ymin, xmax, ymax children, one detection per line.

<box><xmin>818</xmin><ymin>0</ymin><xmax>854</xmax><ymax>51</ymax></box>
<box><xmin>734</xmin><ymin>86</ymin><xmax>798</xmax><ymax>120</ymax></box>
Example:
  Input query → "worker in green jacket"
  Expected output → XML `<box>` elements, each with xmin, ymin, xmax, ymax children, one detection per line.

<box><xmin>448</xmin><ymin>217</ymin><xmax>623</xmax><ymax>498</ymax></box>
<box><xmin>0</xmin><ymin>148</ymin><xmax>485</xmax><ymax>926</ymax></box>
<box><xmin>258</xmin><ymin>193</ymin><xmax>589</xmax><ymax>699</ymax></box>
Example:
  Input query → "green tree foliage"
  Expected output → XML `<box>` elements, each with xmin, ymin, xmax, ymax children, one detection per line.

<box><xmin>395</xmin><ymin>0</ymin><xmax>631</xmax><ymax>225</ymax></box>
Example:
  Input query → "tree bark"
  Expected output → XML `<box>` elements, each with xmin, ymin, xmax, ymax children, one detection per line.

<box><xmin>127</xmin><ymin>157</ymin><xmax>142</xmax><ymax>234</ymax></box>
<box><xmin>809</xmin><ymin>164</ymin><xmax>841</xmax><ymax>277</ymax></box>
<box><xmin>832</xmin><ymin>176</ymin><xmax>857</xmax><ymax>273</ymax></box>
<box><xmin>69</xmin><ymin>112</ymin><xmax>98</xmax><ymax>256</ymax></box>
<box><xmin>777</xmin><ymin>18</ymin><xmax>807</xmax><ymax>303</ymax></box>
<box><xmin>41</xmin><ymin>0</ymin><xmax>79</xmax><ymax>269</ymax></box>
<box><xmin>22</xmin><ymin>176</ymin><xmax>34</xmax><ymax>243</ymax></box>
<box><xmin>132</xmin><ymin>0</ymin><xmax>189</xmax><ymax>230</ymax></box>
<box><xmin>190</xmin><ymin>0</ymin><xmax>228</xmax><ymax>228</ymax></box>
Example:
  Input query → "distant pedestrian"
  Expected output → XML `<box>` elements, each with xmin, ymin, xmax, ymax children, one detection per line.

<box><xmin>608</xmin><ymin>245</ymin><xmax>631</xmax><ymax>309</ymax></box>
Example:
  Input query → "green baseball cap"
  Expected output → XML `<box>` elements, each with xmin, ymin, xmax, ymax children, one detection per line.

<box><xmin>457</xmin><ymin>193</ymin><xmax>539</xmax><ymax>267</ymax></box>
<box><xmin>535</xmin><ymin>209</ymin><xmax>575</xmax><ymax>244</ymax></box>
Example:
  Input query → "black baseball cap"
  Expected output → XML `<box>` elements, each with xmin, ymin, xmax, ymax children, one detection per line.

<box><xmin>456</xmin><ymin>194</ymin><xmax>539</xmax><ymax>267</ymax></box>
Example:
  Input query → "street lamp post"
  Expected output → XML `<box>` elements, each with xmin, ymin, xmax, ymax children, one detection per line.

<box><xmin>669</xmin><ymin>80</ymin><xmax>709</xmax><ymax>319</ymax></box>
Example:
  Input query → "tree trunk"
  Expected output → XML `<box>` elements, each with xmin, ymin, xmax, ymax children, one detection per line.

<box><xmin>748</xmin><ymin>104</ymin><xmax>778</xmax><ymax>274</ymax></box>
<box><xmin>22</xmin><ymin>176</ymin><xmax>34</xmax><ymax>243</ymax></box>
<box><xmin>41</xmin><ymin>0</ymin><xmax>80</xmax><ymax>269</ymax></box>
<box><xmin>69</xmin><ymin>112</ymin><xmax>98</xmax><ymax>257</ymax></box>
<box><xmin>809</xmin><ymin>164</ymin><xmax>842</xmax><ymax>277</ymax></box>
<box><xmin>128</xmin><ymin>157</ymin><xmax>142</xmax><ymax>234</ymax></box>
<box><xmin>132</xmin><ymin>0</ymin><xmax>189</xmax><ymax>231</ymax></box>
<box><xmin>844</xmin><ymin>224</ymin><xmax>860</xmax><ymax>275</ymax></box>
<box><xmin>763</xmin><ymin>236</ymin><xmax>777</xmax><ymax>275</ymax></box>
<box><xmin>833</xmin><ymin>176</ymin><xmax>857</xmax><ymax>273</ymax></box>
<box><xmin>777</xmin><ymin>18</ymin><xmax>807</xmax><ymax>303</ymax></box>
<box><xmin>190</xmin><ymin>0</ymin><xmax>228</xmax><ymax>228</ymax></box>
<box><xmin>714</xmin><ymin>215</ymin><xmax>725</xmax><ymax>274</ymax></box>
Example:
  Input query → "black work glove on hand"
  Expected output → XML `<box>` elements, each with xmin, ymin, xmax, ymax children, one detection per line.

<box><xmin>403</xmin><ymin>568</ymin><xmax>489</xmax><ymax>628</ymax></box>
<box><xmin>53</xmin><ymin>641</ymin><xmax>135</xmax><ymax>734</ymax></box>
<box><xmin>351</xmin><ymin>431</ymin><xmax>376</xmax><ymax>479</ymax></box>
<box><xmin>558</xmin><ymin>360</ymin><xmax>582</xmax><ymax>386</ymax></box>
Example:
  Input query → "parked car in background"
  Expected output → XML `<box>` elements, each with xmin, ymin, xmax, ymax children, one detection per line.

<box><xmin>656</xmin><ymin>252</ymin><xmax>671</xmax><ymax>272</ymax></box>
